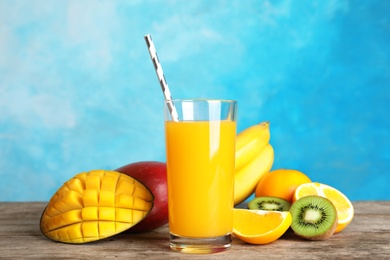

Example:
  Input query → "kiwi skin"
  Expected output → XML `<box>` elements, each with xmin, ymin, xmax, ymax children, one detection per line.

<box><xmin>289</xmin><ymin>195</ymin><xmax>338</xmax><ymax>241</ymax></box>
<box><xmin>247</xmin><ymin>196</ymin><xmax>292</xmax><ymax>211</ymax></box>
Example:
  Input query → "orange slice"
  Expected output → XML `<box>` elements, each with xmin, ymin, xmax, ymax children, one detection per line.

<box><xmin>293</xmin><ymin>182</ymin><xmax>354</xmax><ymax>233</ymax></box>
<box><xmin>233</xmin><ymin>209</ymin><xmax>292</xmax><ymax>244</ymax></box>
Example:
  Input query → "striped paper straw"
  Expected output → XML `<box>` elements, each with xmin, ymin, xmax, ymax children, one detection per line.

<box><xmin>144</xmin><ymin>34</ymin><xmax>179</xmax><ymax>122</ymax></box>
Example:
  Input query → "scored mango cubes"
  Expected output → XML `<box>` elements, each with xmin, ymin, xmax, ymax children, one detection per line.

<box><xmin>40</xmin><ymin>170</ymin><xmax>154</xmax><ymax>244</ymax></box>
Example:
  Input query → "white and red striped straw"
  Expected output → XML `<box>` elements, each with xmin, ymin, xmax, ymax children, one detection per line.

<box><xmin>144</xmin><ymin>34</ymin><xmax>179</xmax><ymax>122</ymax></box>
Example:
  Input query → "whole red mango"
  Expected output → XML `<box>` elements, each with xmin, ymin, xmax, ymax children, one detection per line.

<box><xmin>116</xmin><ymin>161</ymin><xmax>168</xmax><ymax>233</ymax></box>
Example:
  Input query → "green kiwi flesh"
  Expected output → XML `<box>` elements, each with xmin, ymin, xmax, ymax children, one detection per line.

<box><xmin>248</xmin><ymin>196</ymin><xmax>292</xmax><ymax>211</ymax></box>
<box><xmin>290</xmin><ymin>195</ymin><xmax>337</xmax><ymax>240</ymax></box>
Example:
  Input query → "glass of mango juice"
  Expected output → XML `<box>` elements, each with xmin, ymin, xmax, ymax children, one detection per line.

<box><xmin>164</xmin><ymin>99</ymin><xmax>237</xmax><ymax>254</ymax></box>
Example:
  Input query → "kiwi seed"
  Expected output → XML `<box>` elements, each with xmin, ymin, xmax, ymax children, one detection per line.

<box><xmin>247</xmin><ymin>196</ymin><xmax>292</xmax><ymax>211</ymax></box>
<box><xmin>289</xmin><ymin>195</ymin><xmax>338</xmax><ymax>241</ymax></box>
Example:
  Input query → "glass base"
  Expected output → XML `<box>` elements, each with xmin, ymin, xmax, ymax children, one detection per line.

<box><xmin>169</xmin><ymin>233</ymin><xmax>232</xmax><ymax>254</ymax></box>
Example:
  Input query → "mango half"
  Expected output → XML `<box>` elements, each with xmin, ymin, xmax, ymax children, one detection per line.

<box><xmin>40</xmin><ymin>170</ymin><xmax>154</xmax><ymax>244</ymax></box>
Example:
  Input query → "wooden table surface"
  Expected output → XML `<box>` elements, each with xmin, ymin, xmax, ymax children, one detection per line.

<box><xmin>0</xmin><ymin>201</ymin><xmax>389</xmax><ymax>259</ymax></box>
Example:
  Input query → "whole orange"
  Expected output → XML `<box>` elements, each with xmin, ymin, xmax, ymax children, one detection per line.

<box><xmin>255</xmin><ymin>169</ymin><xmax>311</xmax><ymax>202</ymax></box>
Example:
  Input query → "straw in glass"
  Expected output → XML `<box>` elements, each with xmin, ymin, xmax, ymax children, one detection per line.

<box><xmin>144</xmin><ymin>34</ymin><xmax>179</xmax><ymax>122</ymax></box>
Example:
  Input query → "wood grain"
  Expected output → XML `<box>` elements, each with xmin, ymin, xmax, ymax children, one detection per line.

<box><xmin>0</xmin><ymin>202</ymin><xmax>389</xmax><ymax>259</ymax></box>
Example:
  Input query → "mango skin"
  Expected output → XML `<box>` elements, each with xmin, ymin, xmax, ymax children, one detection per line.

<box><xmin>116</xmin><ymin>161</ymin><xmax>168</xmax><ymax>233</ymax></box>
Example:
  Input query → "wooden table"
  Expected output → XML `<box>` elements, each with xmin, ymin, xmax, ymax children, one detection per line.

<box><xmin>0</xmin><ymin>202</ymin><xmax>389</xmax><ymax>259</ymax></box>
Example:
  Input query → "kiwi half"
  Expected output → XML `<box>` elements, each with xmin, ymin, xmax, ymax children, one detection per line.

<box><xmin>290</xmin><ymin>195</ymin><xmax>338</xmax><ymax>240</ymax></box>
<box><xmin>248</xmin><ymin>196</ymin><xmax>292</xmax><ymax>211</ymax></box>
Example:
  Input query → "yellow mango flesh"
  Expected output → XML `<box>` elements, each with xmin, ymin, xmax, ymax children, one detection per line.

<box><xmin>40</xmin><ymin>170</ymin><xmax>154</xmax><ymax>244</ymax></box>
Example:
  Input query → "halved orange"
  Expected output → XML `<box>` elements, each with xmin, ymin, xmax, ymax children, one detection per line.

<box><xmin>233</xmin><ymin>208</ymin><xmax>292</xmax><ymax>244</ymax></box>
<box><xmin>293</xmin><ymin>182</ymin><xmax>354</xmax><ymax>233</ymax></box>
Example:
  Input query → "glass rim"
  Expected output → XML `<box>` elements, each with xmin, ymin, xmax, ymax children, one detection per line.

<box><xmin>166</xmin><ymin>98</ymin><xmax>237</xmax><ymax>104</ymax></box>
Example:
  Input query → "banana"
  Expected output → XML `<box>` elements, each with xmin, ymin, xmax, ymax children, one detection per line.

<box><xmin>234</xmin><ymin>143</ymin><xmax>274</xmax><ymax>206</ymax></box>
<box><xmin>235</xmin><ymin>121</ymin><xmax>270</xmax><ymax>171</ymax></box>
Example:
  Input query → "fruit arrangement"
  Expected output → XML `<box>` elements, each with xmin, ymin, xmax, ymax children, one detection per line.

<box><xmin>39</xmin><ymin>121</ymin><xmax>354</xmax><ymax>246</ymax></box>
<box><xmin>231</xmin><ymin>122</ymin><xmax>354</xmax><ymax>244</ymax></box>
<box><xmin>234</xmin><ymin>168</ymin><xmax>354</xmax><ymax>244</ymax></box>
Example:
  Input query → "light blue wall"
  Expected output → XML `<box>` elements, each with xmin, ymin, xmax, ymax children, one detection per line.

<box><xmin>1</xmin><ymin>0</ymin><xmax>389</xmax><ymax>201</ymax></box>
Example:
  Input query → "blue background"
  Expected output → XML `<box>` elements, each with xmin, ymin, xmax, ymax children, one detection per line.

<box><xmin>1</xmin><ymin>0</ymin><xmax>389</xmax><ymax>201</ymax></box>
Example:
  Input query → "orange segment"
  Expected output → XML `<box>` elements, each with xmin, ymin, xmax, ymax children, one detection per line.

<box><xmin>233</xmin><ymin>209</ymin><xmax>292</xmax><ymax>244</ymax></box>
<box><xmin>293</xmin><ymin>182</ymin><xmax>354</xmax><ymax>233</ymax></box>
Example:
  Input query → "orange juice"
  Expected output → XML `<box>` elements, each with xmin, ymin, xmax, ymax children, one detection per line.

<box><xmin>165</xmin><ymin>120</ymin><xmax>236</xmax><ymax>238</ymax></box>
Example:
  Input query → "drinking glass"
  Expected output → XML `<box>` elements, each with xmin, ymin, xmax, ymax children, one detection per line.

<box><xmin>164</xmin><ymin>99</ymin><xmax>237</xmax><ymax>254</ymax></box>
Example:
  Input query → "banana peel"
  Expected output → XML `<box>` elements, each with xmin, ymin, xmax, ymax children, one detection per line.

<box><xmin>234</xmin><ymin>122</ymin><xmax>274</xmax><ymax>205</ymax></box>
